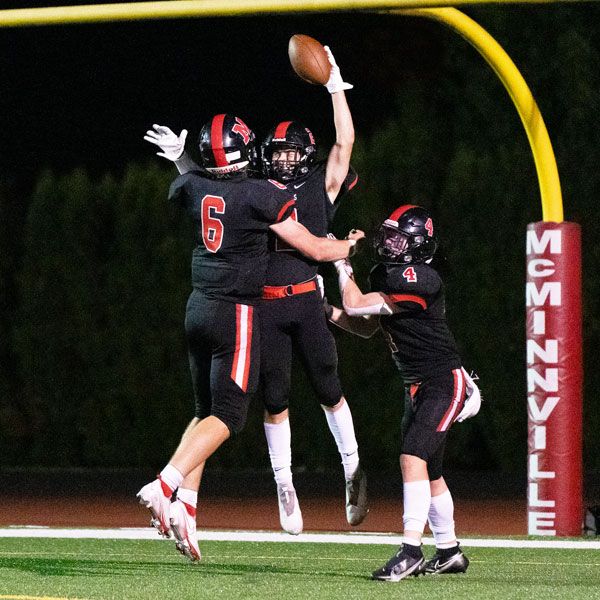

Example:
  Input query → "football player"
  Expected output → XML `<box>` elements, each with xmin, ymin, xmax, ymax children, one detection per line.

<box><xmin>143</xmin><ymin>46</ymin><xmax>368</xmax><ymax>537</ymax></box>
<box><xmin>328</xmin><ymin>205</ymin><xmax>481</xmax><ymax>581</ymax></box>
<box><xmin>258</xmin><ymin>46</ymin><xmax>367</xmax><ymax>535</ymax></box>
<box><xmin>137</xmin><ymin>114</ymin><xmax>363</xmax><ymax>562</ymax></box>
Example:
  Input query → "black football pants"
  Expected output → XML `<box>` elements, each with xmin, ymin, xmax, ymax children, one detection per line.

<box><xmin>185</xmin><ymin>290</ymin><xmax>260</xmax><ymax>434</ymax></box>
<box><xmin>259</xmin><ymin>290</ymin><xmax>343</xmax><ymax>414</ymax></box>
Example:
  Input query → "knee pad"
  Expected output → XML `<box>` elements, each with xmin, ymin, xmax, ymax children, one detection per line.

<box><xmin>310</xmin><ymin>368</ymin><xmax>343</xmax><ymax>408</ymax></box>
<box><xmin>211</xmin><ymin>397</ymin><xmax>251</xmax><ymax>435</ymax></box>
<box><xmin>428</xmin><ymin>462</ymin><xmax>444</xmax><ymax>481</ymax></box>
<box><xmin>263</xmin><ymin>400</ymin><xmax>288</xmax><ymax>416</ymax></box>
<box><xmin>262</xmin><ymin>384</ymin><xmax>289</xmax><ymax>415</ymax></box>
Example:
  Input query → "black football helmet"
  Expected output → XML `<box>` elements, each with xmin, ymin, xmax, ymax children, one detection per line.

<box><xmin>373</xmin><ymin>205</ymin><xmax>438</xmax><ymax>264</ymax></box>
<box><xmin>261</xmin><ymin>121</ymin><xmax>317</xmax><ymax>182</ymax></box>
<box><xmin>198</xmin><ymin>114</ymin><xmax>258</xmax><ymax>176</ymax></box>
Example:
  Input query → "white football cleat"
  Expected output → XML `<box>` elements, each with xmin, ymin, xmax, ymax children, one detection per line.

<box><xmin>277</xmin><ymin>483</ymin><xmax>303</xmax><ymax>535</ymax></box>
<box><xmin>345</xmin><ymin>465</ymin><xmax>368</xmax><ymax>526</ymax></box>
<box><xmin>136</xmin><ymin>478</ymin><xmax>172</xmax><ymax>538</ymax></box>
<box><xmin>170</xmin><ymin>499</ymin><xmax>201</xmax><ymax>562</ymax></box>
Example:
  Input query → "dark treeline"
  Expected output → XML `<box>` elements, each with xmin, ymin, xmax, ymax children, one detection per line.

<box><xmin>0</xmin><ymin>7</ymin><xmax>598</xmax><ymax>474</ymax></box>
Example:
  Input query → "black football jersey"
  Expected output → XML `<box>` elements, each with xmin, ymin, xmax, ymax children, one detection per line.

<box><xmin>265</xmin><ymin>161</ymin><xmax>358</xmax><ymax>285</ymax></box>
<box><xmin>369</xmin><ymin>262</ymin><xmax>461</xmax><ymax>382</ymax></box>
<box><xmin>169</xmin><ymin>171</ymin><xmax>295</xmax><ymax>303</ymax></box>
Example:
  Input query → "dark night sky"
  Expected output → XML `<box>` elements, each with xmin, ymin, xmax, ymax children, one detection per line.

<box><xmin>1</xmin><ymin>5</ymin><xmax>444</xmax><ymax>191</ymax></box>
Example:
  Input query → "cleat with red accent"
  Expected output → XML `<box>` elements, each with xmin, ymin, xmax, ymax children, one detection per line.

<box><xmin>136</xmin><ymin>478</ymin><xmax>173</xmax><ymax>538</ymax></box>
<box><xmin>170</xmin><ymin>499</ymin><xmax>201</xmax><ymax>562</ymax></box>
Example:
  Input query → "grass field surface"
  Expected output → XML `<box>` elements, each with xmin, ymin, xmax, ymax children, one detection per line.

<box><xmin>1</xmin><ymin>535</ymin><xmax>599</xmax><ymax>600</ymax></box>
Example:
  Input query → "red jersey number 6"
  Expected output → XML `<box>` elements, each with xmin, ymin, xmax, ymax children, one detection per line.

<box><xmin>201</xmin><ymin>195</ymin><xmax>225</xmax><ymax>253</ymax></box>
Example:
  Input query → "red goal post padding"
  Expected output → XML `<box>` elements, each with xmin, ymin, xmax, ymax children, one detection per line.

<box><xmin>526</xmin><ymin>221</ymin><xmax>582</xmax><ymax>536</ymax></box>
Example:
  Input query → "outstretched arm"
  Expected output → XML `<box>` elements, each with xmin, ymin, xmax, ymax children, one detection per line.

<box><xmin>144</xmin><ymin>124</ymin><xmax>200</xmax><ymax>174</ymax></box>
<box><xmin>323</xmin><ymin>46</ymin><xmax>355</xmax><ymax>203</ymax></box>
<box><xmin>270</xmin><ymin>220</ymin><xmax>363</xmax><ymax>262</ymax></box>
<box><xmin>328</xmin><ymin>303</ymin><xmax>380</xmax><ymax>339</ymax></box>
<box><xmin>333</xmin><ymin>256</ymin><xmax>399</xmax><ymax>317</ymax></box>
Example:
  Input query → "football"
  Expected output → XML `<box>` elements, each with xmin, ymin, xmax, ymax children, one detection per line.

<box><xmin>288</xmin><ymin>34</ymin><xmax>331</xmax><ymax>85</ymax></box>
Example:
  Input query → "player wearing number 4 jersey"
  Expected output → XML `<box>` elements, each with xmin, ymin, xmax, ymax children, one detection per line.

<box><xmin>328</xmin><ymin>205</ymin><xmax>481</xmax><ymax>581</ymax></box>
<box><xmin>137</xmin><ymin>113</ymin><xmax>363</xmax><ymax>562</ymax></box>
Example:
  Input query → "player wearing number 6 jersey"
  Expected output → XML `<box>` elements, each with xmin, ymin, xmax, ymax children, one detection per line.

<box><xmin>137</xmin><ymin>114</ymin><xmax>363</xmax><ymax>562</ymax></box>
<box><xmin>328</xmin><ymin>205</ymin><xmax>481</xmax><ymax>581</ymax></box>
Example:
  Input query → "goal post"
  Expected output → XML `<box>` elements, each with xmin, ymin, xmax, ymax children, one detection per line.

<box><xmin>526</xmin><ymin>223</ymin><xmax>582</xmax><ymax>536</ymax></box>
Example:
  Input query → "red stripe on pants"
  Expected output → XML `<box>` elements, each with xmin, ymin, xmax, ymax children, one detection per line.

<box><xmin>230</xmin><ymin>304</ymin><xmax>253</xmax><ymax>392</ymax></box>
<box><xmin>436</xmin><ymin>369</ymin><xmax>465</xmax><ymax>432</ymax></box>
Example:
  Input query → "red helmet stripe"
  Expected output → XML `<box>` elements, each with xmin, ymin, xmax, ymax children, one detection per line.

<box><xmin>274</xmin><ymin>121</ymin><xmax>292</xmax><ymax>140</ymax></box>
<box><xmin>210</xmin><ymin>114</ymin><xmax>228</xmax><ymax>167</ymax></box>
<box><xmin>388</xmin><ymin>204</ymin><xmax>418</xmax><ymax>223</ymax></box>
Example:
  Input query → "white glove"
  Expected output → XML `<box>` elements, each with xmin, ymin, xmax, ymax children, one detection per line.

<box><xmin>324</xmin><ymin>46</ymin><xmax>353</xmax><ymax>94</ymax></box>
<box><xmin>144</xmin><ymin>124</ymin><xmax>187</xmax><ymax>161</ymax></box>
<box><xmin>455</xmin><ymin>368</ymin><xmax>482</xmax><ymax>422</ymax></box>
<box><xmin>316</xmin><ymin>274</ymin><xmax>325</xmax><ymax>299</ymax></box>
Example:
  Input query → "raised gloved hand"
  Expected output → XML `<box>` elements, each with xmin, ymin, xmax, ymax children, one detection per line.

<box><xmin>323</xmin><ymin>46</ymin><xmax>353</xmax><ymax>94</ymax></box>
<box><xmin>144</xmin><ymin>124</ymin><xmax>187</xmax><ymax>161</ymax></box>
<box><xmin>455</xmin><ymin>368</ymin><xmax>482</xmax><ymax>422</ymax></box>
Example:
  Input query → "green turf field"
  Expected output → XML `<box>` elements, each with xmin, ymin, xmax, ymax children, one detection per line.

<box><xmin>0</xmin><ymin>537</ymin><xmax>599</xmax><ymax>600</ymax></box>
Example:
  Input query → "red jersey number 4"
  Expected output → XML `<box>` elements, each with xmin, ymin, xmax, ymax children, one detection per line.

<box><xmin>402</xmin><ymin>266</ymin><xmax>417</xmax><ymax>282</ymax></box>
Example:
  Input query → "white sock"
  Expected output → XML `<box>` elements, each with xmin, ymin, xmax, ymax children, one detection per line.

<box><xmin>322</xmin><ymin>400</ymin><xmax>359</xmax><ymax>479</ymax></box>
<box><xmin>176</xmin><ymin>487</ymin><xmax>198</xmax><ymax>509</ymax></box>
<box><xmin>159</xmin><ymin>464</ymin><xmax>183</xmax><ymax>492</ymax></box>
<box><xmin>264</xmin><ymin>419</ymin><xmax>293</xmax><ymax>486</ymax></box>
<box><xmin>428</xmin><ymin>489</ymin><xmax>457</xmax><ymax>548</ymax></box>
<box><xmin>402</xmin><ymin>479</ymin><xmax>431</xmax><ymax>541</ymax></box>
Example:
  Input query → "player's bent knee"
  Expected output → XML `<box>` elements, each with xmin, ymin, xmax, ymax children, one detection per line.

<box><xmin>318</xmin><ymin>393</ymin><xmax>343</xmax><ymax>409</ymax></box>
<box><xmin>428</xmin><ymin>466</ymin><xmax>443</xmax><ymax>481</ymax></box>
<box><xmin>263</xmin><ymin>399</ymin><xmax>289</xmax><ymax>415</ymax></box>
<box><xmin>311</xmin><ymin>373</ymin><xmax>343</xmax><ymax>408</ymax></box>
<box><xmin>211</xmin><ymin>404</ymin><xmax>250</xmax><ymax>435</ymax></box>
<box><xmin>194</xmin><ymin>405</ymin><xmax>211</xmax><ymax>421</ymax></box>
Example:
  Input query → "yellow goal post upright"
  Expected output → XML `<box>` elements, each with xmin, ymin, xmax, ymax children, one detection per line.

<box><xmin>0</xmin><ymin>0</ymin><xmax>583</xmax><ymax>536</ymax></box>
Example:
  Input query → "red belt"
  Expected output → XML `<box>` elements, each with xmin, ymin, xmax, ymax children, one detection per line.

<box><xmin>262</xmin><ymin>279</ymin><xmax>317</xmax><ymax>300</ymax></box>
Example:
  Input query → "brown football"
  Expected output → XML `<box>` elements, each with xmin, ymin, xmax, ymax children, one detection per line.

<box><xmin>288</xmin><ymin>34</ymin><xmax>331</xmax><ymax>85</ymax></box>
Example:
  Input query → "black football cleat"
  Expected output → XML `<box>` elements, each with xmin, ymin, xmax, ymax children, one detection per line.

<box><xmin>372</xmin><ymin>546</ymin><xmax>424</xmax><ymax>582</ymax></box>
<box><xmin>422</xmin><ymin>546</ymin><xmax>469</xmax><ymax>575</ymax></box>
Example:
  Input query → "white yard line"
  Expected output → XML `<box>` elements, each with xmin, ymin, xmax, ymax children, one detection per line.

<box><xmin>0</xmin><ymin>527</ymin><xmax>599</xmax><ymax>549</ymax></box>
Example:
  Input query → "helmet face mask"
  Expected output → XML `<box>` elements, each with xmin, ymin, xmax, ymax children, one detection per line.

<box><xmin>268</xmin><ymin>147</ymin><xmax>302</xmax><ymax>181</ymax></box>
<box><xmin>375</xmin><ymin>225</ymin><xmax>410</xmax><ymax>262</ymax></box>
<box><xmin>373</xmin><ymin>205</ymin><xmax>438</xmax><ymax>264</ymax></box>
<box><xmin>262</xmin><ymin>121</ymin><xmax>317</xmax><ymax>182</ymax></box>
<box><xmin>198</xmin><ymin>114</ymin><xmax>258</xmax><ymax>177</ymax></box>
